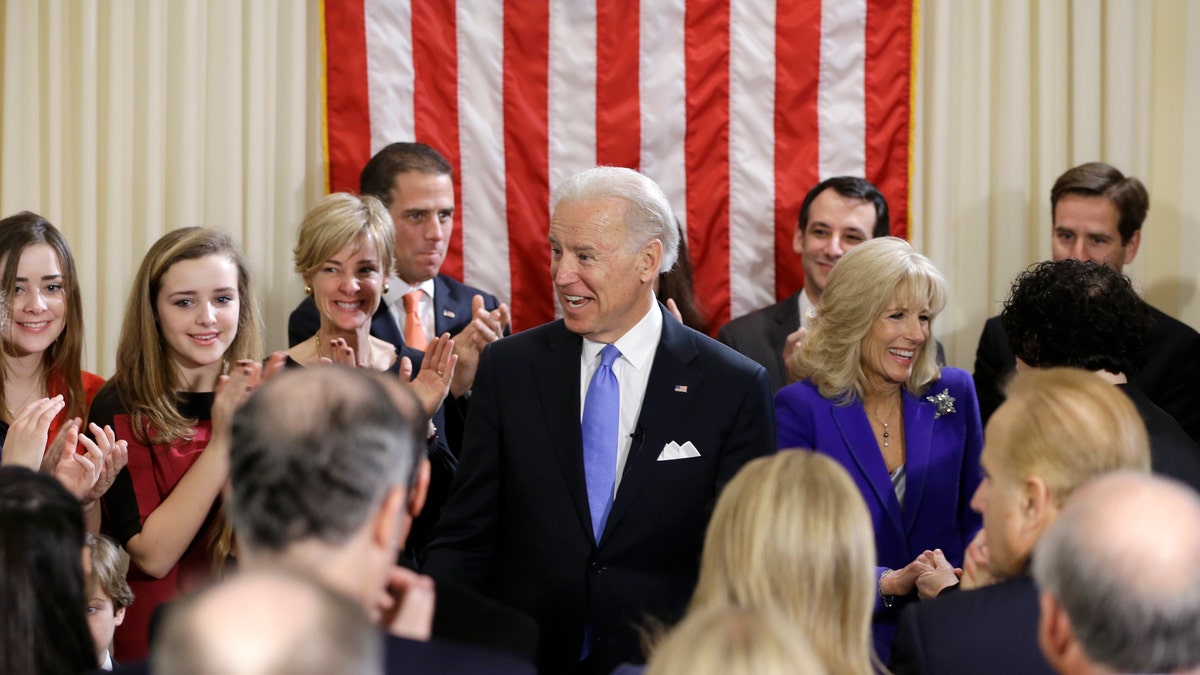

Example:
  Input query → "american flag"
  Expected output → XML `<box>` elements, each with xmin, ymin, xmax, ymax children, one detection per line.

<box><xmin>323</xmin><ymin>0</ymin><xmax>914</xmax><ymax>333</ymax></box>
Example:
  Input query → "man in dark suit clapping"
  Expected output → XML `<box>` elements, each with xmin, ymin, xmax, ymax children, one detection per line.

<box><xmin>422</xmin><ymin>166</ymin><xmax>774</xmax><ymax>675</ymax></box>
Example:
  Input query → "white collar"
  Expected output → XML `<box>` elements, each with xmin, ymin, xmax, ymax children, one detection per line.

<box><xmin>581</xmin><ymin>296</ymin><xmax>663</xmax><ymax>372</ymax></box>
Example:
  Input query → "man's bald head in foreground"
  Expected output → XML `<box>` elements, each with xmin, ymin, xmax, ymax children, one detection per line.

<box><xmin>153</xmin><ymin>569</ymin><xmax>382</xmax><ymax>675</ymax></box>
<box><xmin>1034</xmin><ymin>472</ymin><xmax>1200</xmax><ymax>674</ymax></box>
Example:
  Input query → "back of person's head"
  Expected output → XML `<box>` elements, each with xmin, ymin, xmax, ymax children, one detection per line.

<box><xmin>0</xmin><ymin>466</ymin><xmax>96</xmax><ymax>675</ymax></box>
<box><xmin>797</xmin><ymin>236</ymin><xmax>946</xmax><ymax>401</ymax></box>
<box><xmin>797</xmin><ymin>176</ymin><xmax>890</xmax><ymax>238</ymax></box>
<box><xmin>1033</xmin><ymin>472</ymin><xmax>1200</xmax><ymax>674</ymax></box>
<box><xmin>0</xmin><ymin>211</ymin><xmax>88</xmax><ymax>420</ymax></box>
<box><xmin>1051</xmin><ymin>162</ymin><xmax>1148</xmax><ymax>244</ymax></box>
<box><xmin>153</xmin><ymin>569</ymin><xmax>383</xmax><ymax>675</ymax></box>
<box><xmin>228</xmin><ymin>366</ymin><xmax>426</xmax><ymax>553</ymax></box>
<box><xmin>991</xmin><ymin>368</ymin><xmax>1150</xmax><ymax>508</ymax></box>
<box><xmin>646</xmin><ymin>605</ymin><xmax>827</xmax><ymax>675</ymax></box>
<box><xmin>359</xmin><ymin>142</ymin><xmax>453</xmax><ymax>205</ymax></box>
<box><xmin>1001</xmin><ymin>259</ymin><xmax>1153</xmax><ymax>375</ymax></box>
<box><xmin>690</xmin><ymin>451</ymin><xmax>874</xmax><ymax>675</ymax></box>
<box><xmin>550</xmin><ymin>166</ymin><xmax>680</xmax><ymax>273</ymax></box>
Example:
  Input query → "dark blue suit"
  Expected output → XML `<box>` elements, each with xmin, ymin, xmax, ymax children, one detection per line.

<box><xmin>774</xmin><ymin>367</ymin><xmax>983</xmax><ymax>662</ymax></box>
<box><xmin>421</xmin><ymin>306</ymin><xmax>775</xmax><ymax>675</ymax></box>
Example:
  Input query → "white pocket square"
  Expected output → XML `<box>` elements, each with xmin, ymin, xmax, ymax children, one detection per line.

<box><xmin>657</xmin><ymin>440</ymin><xmax>701</xmax><ymax>461</ymax></box>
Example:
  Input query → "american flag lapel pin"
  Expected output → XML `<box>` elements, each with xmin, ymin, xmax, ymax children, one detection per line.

<box><xmin>674</xmin><ymin>385</ymin><xmax>688</xmax><ymax>393</ymax></box>
<box><xmin>442</xmin><ymin>309</ymin><xmax>456</xmax><ymax>319</ymax></box>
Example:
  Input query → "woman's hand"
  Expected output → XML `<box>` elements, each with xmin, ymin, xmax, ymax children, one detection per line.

<box><xmin>326</xmin><ymin>338</ymin><xmax>357</xmax><ymax>367</ymax></box>
<box><xmin>407</xmin><ymin>334</ymin><xmax>458</xmax><ymax>417</ymax></box>
<box><xmin>882</xmin><ymin>553</ymin><xmax>935</xmax><ymax>598</ymax></box>
<box><xmin>52</xmin><ymin>421</ymin><xmax>101</xmax><ymax>500</ymax></box>
<box><xmin>1</xmin><ymin>395</ymin><xmax>65</xmax><ymax>469</ymax></box>
<box><xmin>78</xmin><ymin>423</ymin><xmax>129</xmax><ymax>504</ymax></box>
<box><xmin>915</xmin><ymin>548</ymin><xmax>963</xmax><ymax>600</ymax></box>
<box><xmin>211</xmin><ymin>361</ymin><xmax>264</xmax><ymax>448</ymax></box>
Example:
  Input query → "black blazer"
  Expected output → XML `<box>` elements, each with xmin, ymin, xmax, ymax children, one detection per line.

<box><xmin>716</xmin><ymin>291</ymin><xmax>802</xmax><ymax>392</ymax></box>
<box><xmin>1118</xmin><ymin>383</ymin><xmax>1200</xmax><ymax>493</ymax></box>
<box><xmin>974</xmin><ymin>306</ymin><xmax>1200</xmax><ymax>442</ymax></box>
<box><xmin>421</xmin><ymin>306</ymin><xmax>775</xmax><ymax>675</ymax></box>
<box><xmin>107</xmin><ymin>632</ymin><xmax>536</xmax><ymax>675</ymax></box>
<box><xmin>890</xmin><ymin>575</ymin><xmax>1054</xmax><ymax>675</ymax></box>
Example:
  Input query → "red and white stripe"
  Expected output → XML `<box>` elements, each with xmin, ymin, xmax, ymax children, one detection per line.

<box><xmin>324</xmin><ymin>0</ymin><xmax>912</xmax><ymax>332</ymax></box>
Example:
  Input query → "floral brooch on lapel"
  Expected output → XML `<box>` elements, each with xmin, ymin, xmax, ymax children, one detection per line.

<box><xmin>926</xmin><ymin>389</ymin><xmax>956</xmax><ymax>418</ymax></box>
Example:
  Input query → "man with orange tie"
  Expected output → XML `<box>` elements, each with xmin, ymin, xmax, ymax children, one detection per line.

<box><xmin>289</xmin><ymin>142</ymin><xmax>509</xmax><ymax>556</ymax></box>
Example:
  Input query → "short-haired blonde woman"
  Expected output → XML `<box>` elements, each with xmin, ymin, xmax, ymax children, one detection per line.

<box><xmin>646</xmin><ymin>605</ymin><xmax>826</xmax><ymax>675</ymax></box>
<box><xmin>774</xmin><ymin>236</ymin><xmax>982</xmax><ymax>662</ymax></box>
<box><xmin>689</xmin><ymin>451</ymin><xmax>875</xmax><ymax>675</ymax></box>
<box><xmin>288</xmin><ymin>192</ymin><xmax>403</xmax><ymax>370</ymax></box>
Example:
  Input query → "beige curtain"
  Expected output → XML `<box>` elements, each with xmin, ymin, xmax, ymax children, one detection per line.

<box><xmin>1</xmin><ymin>0</ymin><xmax>1198</xmax><ymax>376</ymax></box>
<box><xmin>913</xmin><ymin>0</ymin><xmax>1200</xmax><ymax>368</ymax></box>
<box><xmin>0</xmin><ymin>0</ymin><xmax>324</xmax><ymax>375</ymax></box>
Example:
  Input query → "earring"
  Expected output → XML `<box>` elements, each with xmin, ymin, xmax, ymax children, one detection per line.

<box><xmin>304</xmin><ymin>285</ymin><xmax>312</xmax><ymax>295</ymax></box>
<box><xmin>383</xmin><ymin>283</ymin><xmax>391</xmax><ymax>294</ymax></box>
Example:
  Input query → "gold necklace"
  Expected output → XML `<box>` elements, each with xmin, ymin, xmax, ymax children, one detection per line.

<box><xmin>315</xmin><ymin>333</ymin><xmax>326</xmax><ymax>359</ymax></box>
<box><xmin>4</xmin><ymin>384</ymin><xmax>46</xmax><ymax>417</ymax></box>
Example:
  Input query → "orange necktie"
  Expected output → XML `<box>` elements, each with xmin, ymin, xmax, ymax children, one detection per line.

<box><xmin>403</xmin><ymin>290</ymin><xmax>428</xmax><ymax>350</ymax></box>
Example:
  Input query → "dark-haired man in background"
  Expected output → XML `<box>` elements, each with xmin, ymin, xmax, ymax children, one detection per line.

<box><xmin>717</xmin><ymin>176</ymin><xmax>890</xmax><ymax>391</ymax></box>
<box><xmin>974</xmin><ymin>162</ymin><xmax>1200</xmax><ymax>442</ymax></box>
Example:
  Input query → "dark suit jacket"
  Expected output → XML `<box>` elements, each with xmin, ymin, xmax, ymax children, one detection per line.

<box><xmin>1118</xmin><ymin>383</ymin><xmax>1200</xmax><ymax>493</ymax></box>
<box><xmin>107</xmin><ymin>632</ymin><xmax>536</xmax><ymax>675</ymax></box>
<box><xmin>421</xmin><ymin>306</ymin><xmax>775</xmax><ymax>675</ymax></box>
<box><xmin>288</xmin><ymin>273</ymin><xmax>503</xmax><ymax>559</ymax></box>
<box><xmin>774</xmin><ymin>368</ymin><xmax>983</xmax><ymax>662</ymax></box>
<box><xmin>718</xmin><ymin>290</ymin><xmax>948</xmax><ymax>393</ymax></box>
<box><xmin>889</xmin><ymin>575</ymin><xmax>1054</xmax><ymax>675</ymax></box>
<box><xmin>974</xmin><ymin>306</ymin><xmax>1200</xmax><ymax>442</ymax></box>
<box><xmin>716</xmin><ymin>291</ymin><xmax>802</xmax><ymax>392</ymax></box>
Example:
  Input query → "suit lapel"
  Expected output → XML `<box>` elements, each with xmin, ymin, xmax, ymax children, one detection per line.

<box><xmin>600</xmin><ymin>309</ymin><xmax>700</xmax><ymax>544</ymax></box>
<box><xmin>532</xmin><ymin>323</ymin><xmax>593</xmax><ymax>541</ymax></box>
<box><xmin>767</xmin><ymin>292</ymin><xmax>802</xmax><ymax>379</ymax></box>
<box><xmin>831</xmin><ymin>403</ymin><xmax>906</xmax><ymax>545</ymax></box>
<box><xmin>902</xmin><ymin>389</ymin><xmax>935</xmax><ymax>535</ymax></box>
<box><xmin>371</xmin><ymin>303</ymin><xmax>405</xmax><ymax>347</ymax></box>
<box><xmin>433</xmin><ymin>275</ymin><xmax>467</xmax><ymax>336</ymax></box>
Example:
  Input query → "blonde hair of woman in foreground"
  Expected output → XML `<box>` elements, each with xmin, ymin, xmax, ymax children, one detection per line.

<box><xmin>687</xmin><ymin>450</ymin><xmax>876</xmax><ymax>675</ymax></box>
<box><xmin>645</xmin><ymin>604</ymin><xmax>826</xmax><ymax>675</ymax></box>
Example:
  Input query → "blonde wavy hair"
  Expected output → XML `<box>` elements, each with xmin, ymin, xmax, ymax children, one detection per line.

<box><xmin>991</xmin><ymin>367</ymin><xmax>1150</xmax><ymax>506</ymax></box>
<box><xmin>646</xmin><ymin>604</ymin><xmax>826</xmax><ymax>675</ymax></box>
<box><xmin>688</xmin><ymin>451</ymin><xmax>875</xmax><ymax>675</ymax></box>
<box><xmin>792</xmin><ymin>236</ymin><xmax>946</xmax><ymax>403</ymax></box>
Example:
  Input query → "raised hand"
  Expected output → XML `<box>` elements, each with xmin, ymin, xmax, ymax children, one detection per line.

<box><xmin>377</xmin><ymin>566</ymin><xmax>436</xmax><ymax>641</ymax></box>
<box><xmin>79</xmin><ymin>423</ymin><xmax>129</xmax><ymax>504</ymax></box>
<box><xmin>1</xmin><ymin>395</ymin><xmax>65</xmax><ymax>470</ymax></box>
<box><xmin>449</xmin><ymin>295</ymin><xmax>509</xmax><ymax>397</ymax></box>
<box><xmin>782</xmin><ymin>326</ymin><xmax>808</xmax><ymax>384</ymax></box>
<box><xmin>52</xmin><ymin>421</ymin><xmax>101</xmax><ymax>500</ymax></box>
<box><xmin>408</xmin><ymin>334</ymin><xmax>458</xmax><ymax>416</ymax></box>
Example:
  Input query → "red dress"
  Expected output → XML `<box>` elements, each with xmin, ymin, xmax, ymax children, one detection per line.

<box><xmin>91</xmin><ymin>383</ymin><xmax>219</xmax><ymax>662</ymax></box>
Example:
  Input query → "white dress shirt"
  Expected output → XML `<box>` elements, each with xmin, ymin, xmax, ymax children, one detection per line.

<box><xmin>386</xmin><ymin>276</ymin><xmax>436</xmax><ymax>343</ymax></box>
<box><xmin>579</xmin><ymin>298</ymin><xmax>663</xmax><ymax>494</ymax></box>
<box><xmin>798</xmin><ymin>287</ymin><xmax>817</xmax><ymax>329</ymax></box>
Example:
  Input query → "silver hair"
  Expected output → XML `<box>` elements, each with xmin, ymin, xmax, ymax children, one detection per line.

<box><xmin>1032</xmin><ymin>473</ymin><xmax>1200</xmax><ymax>673</ymax></box>
<box><xmin>228</xmin><ymin>367</ymin><xmax>425</xmax><ymax>551</ymax></box>
<box><xmin>550</xmin><ymin>166</ymin><xmax>680</xmax><ymax>273</ymax></box>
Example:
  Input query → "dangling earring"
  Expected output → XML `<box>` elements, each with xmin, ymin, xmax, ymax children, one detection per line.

<box><xmin>304</xmin><ymin>285</ymin><xmax>312</xmax><ymax>295</ymax></box>
<box><xmin>383</xmin><ymin>283</ymin><xmax>391</xmax><ymax>294</ymax></box>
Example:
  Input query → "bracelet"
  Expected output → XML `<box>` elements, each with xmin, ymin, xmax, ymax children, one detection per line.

<box><xmin>878</xmin><ymin>568</ymin><xmax>897</xmax><ymax>608</ymax></box>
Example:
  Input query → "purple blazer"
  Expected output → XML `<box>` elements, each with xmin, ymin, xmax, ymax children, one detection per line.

<box><xmin>774</xmin><ymin>366</ymin><xmax>983</xmax><ymax>662</ymax></box>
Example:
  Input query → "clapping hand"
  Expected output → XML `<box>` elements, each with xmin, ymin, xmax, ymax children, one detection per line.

<box><xmin>959</xmin><ymin>530</ymin><xmax>994</xmax><ymax>590</ymax></box>
<box><xmin>53</xmin><ymin>421</ymin><xmax>130</xmax><ymax>503</ymax></box>
<box><xmin>377</xmin><ymin>566</ymin><xmax>436</xmax><ymax>641</ymax></box>
<box><xmin>914</xmin><ymin>548</ymin><xmax>963</xmax><ymax>599</ymax></box>
<box><xmin>1</xmin><ymin>395</ymin><xmax>66</xmax><ymax>470</ymax></box>
<box><xmin>449</xmin><ymin>295</ymin><xmax>509</xmax><ymax>397</ymax></box>
<box><xmin>402</xmin><ymin>333</ymin><xmax>458</xmax><ymax>417</ymax></box>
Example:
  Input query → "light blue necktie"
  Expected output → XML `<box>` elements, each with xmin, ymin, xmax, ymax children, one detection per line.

<box><xmin>582</xmin><ymin>343</ymin><xmax>621</xmax><ymax>543</ymax></box>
